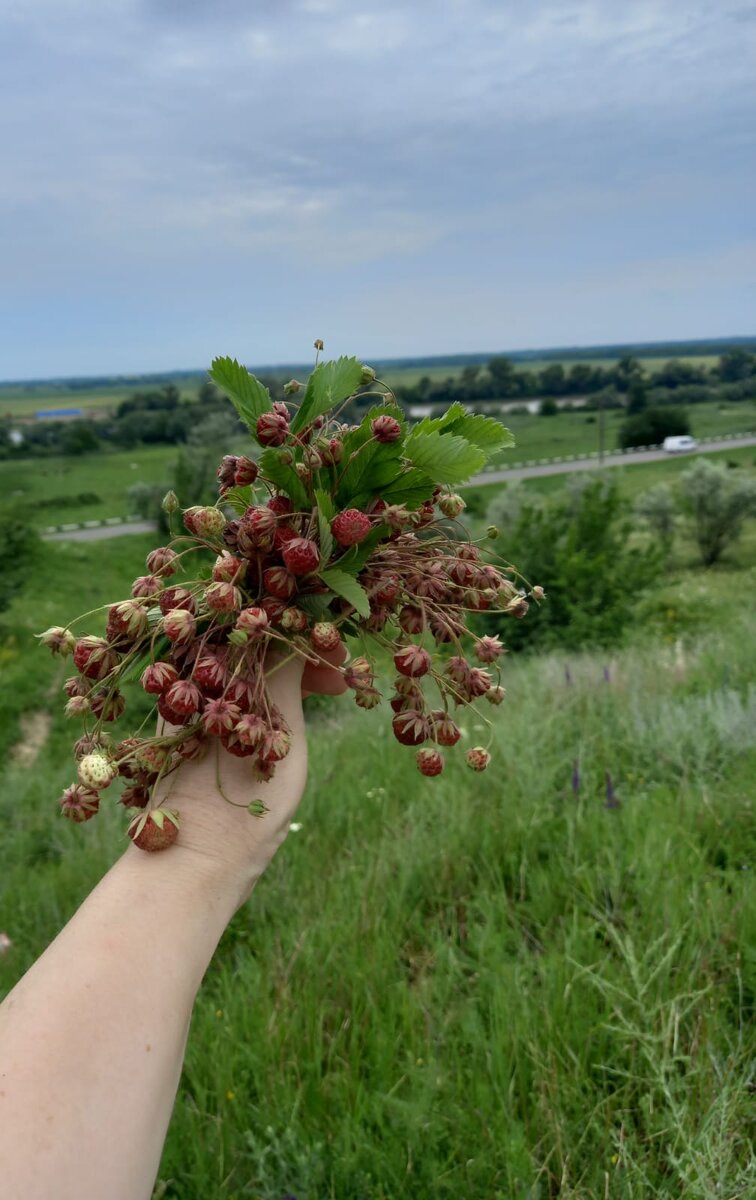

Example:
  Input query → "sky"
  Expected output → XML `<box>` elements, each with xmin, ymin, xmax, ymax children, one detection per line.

<box><xmin>0</xmin><ymin>0</ymin><xmax>754</xmax><ymax>380</ymax></box>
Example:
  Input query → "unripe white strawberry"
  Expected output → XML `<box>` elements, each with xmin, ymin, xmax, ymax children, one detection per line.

<box><xmin>485</xmin><ymin>685</ymin><xmax>506</xmax><ymax>705</ymax></box>
<box><xmin>183</xmin><ymin>505</ymin><xmax>226</xmax><ymax>538</ymax></box>
<box><xmin>438</xmin><ymin>493</ymin><xmax>465</xmax><ymax>519</ymax></box>
<box><xmin>78</xmin><ymin>752</ymin><xmax>117</xmax><ymax>791</ymax></box>
<box><xmin>37</xmin><ymin>626</ymin><xmax>76</xmax><ymax>656</ymax></box>
<box><xmin>310</xmin><ymin>622</ymin><xmax>342</xmax><ymax>653</ymax></box>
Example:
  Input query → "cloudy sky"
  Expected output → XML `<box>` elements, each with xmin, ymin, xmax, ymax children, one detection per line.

<box><xmin>0</xmin><ymin>0</ymin><xmax>754</xmax><ymax>379</ymax></box>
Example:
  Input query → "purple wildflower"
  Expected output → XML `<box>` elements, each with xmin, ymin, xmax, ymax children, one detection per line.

<box><xmin>604</xmin><ymin>770</ymin><xmax>620</xmax><ymax>809</ymax></box>
<box><xmin>571</xmin><ymin>761</ymin><xmax>580</xmax><ymax>796</ymax></box>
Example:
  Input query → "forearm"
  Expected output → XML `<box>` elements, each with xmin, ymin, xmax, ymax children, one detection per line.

<box><xmin>0</xmin><ymin>845</ymin><xmax>242</xmax><ymax>1200</ymax></box>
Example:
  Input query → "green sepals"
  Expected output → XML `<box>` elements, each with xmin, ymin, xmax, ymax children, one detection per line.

<box><xmin>258</xmin><ymin>449</ymin><xmax>310</xmax><ymax>512</ymax></box>
<box><xmin>314</xmin><ymin>489</ymin><xmax>335</xmax><ymax>562</ymax></box>
<box><xmin>319</xmin><ymin>567</ymin><xmax>371</xmax><ymax>618</ymax></box>
<box><xmin>403</xmin><ymin>429</ymin><xmax>486</xmax><ymax>485</ymax></box>
<box><xmin>248</xmin><ymin>799</ymin><xmax>269</xmax><ymax>817</ymax></box>
<box><xmin>290</xmin><ymin>356</ymin><xmax>364</xmax><ymax>435</ymax></box>
<box><xmin>209</xmin><ymin>357</ymin><xmax>273</xmax><ymax>435</ymax></box>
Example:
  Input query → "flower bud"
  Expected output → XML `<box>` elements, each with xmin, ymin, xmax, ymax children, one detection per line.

<box><xmin>162</xmin><ymin>490</ymin><xmax>179</xmax><ymax>514</ymax></box>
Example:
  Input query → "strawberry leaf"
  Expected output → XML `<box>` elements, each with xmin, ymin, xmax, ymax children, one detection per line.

<box><xmin>403</xmin><ymin>429</ymin><xmax>486</xmax><ymax>485</ymax></box>
<box><xmin>318</xmin><ymin>567</ymin><xmax>371</xmax><ymax>618</ymax></box>
<box><xmin>290</xmin><ymin>356</ymin><xmax>365</xmax><ymax>434</ymax></box>
<box><xmin>314</xmin><ymin>490</ymin><xmax>335</xmax><ymax>561</ymax></box>
<box><xmin>210</xmin><ymin>357</ymin><xmax>272</xmax><ymax>434</ymax></box>
<box><xmin>259</xmin><ymin>449</ymin><xmax>310</xmax><ymax>511</ymax></box>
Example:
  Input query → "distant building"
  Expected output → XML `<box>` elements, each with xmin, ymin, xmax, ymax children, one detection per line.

<box><xmin>34</xmin><ymin>407</ymin><xmax>83</xmax><ymax>420</ymax></box>
<box><xmin>9</xmin><ymin>429</ymin><xmax>24</xmax><ymax>446</ymax></box>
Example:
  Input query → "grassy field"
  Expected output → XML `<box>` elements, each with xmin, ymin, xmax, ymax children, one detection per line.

<box><xmin>2</xmin><ymin>401</ymin><xmax>754</xmax><ymax>531</ymax></box>
<box><xmin>0</xmin><ymin>514</ymin><xmax>754</xmax><ymax>1196</ymax></box>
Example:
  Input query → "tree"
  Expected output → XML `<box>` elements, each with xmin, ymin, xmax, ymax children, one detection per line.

<box><xmin>483</xmin><ymin>478</ymin><xmax>659</xmax><ymax>649</ymax></box>
<box><xmin>488</xmin><ymin>356</ymin><xmax>517</xmax><ymax>396</ymax></box>
<box><xmin>636</xmin><ymin>483</ymin><xmax>677</xmax><ymax>553</ymax></box>
<box><xmin>717</xmin><ymin>349</ymin><xmax>756</xmax><ymax>383</ymax></box>
<box><xmin>538</xmin><ymin>397</ymin><xmax>559</xmax><ymax>416</ymax></box>
<box><xmin>0</xmin><ymin>511</ymin><xmax>39</xmax><ymax>616</ymax></box>
<box><xmin>678</xmin><ymin>458</ymin><xmax>756</xmax><ymax>565</ymax></box>
<box><xmin>538</xmin><ymin>364</ymin><xmax>566</xmax><ymax>395</ymax></box>
<box><xmin>626</xmin><ymin>378</ymin><xmax>648</xmax><ymax>414</ymax></box>
<box><xmin>61</xmin><ymin>421</ymin><xmax>100</xmax><ymax>455</ymax></box>
<box><xmin>618</xmin><ymin>407</ymin><xmax>690</xmax><ymax>449</ymax></box>
<box><xmin>613</xmin><ymin>355</ymin><xmax>644</xmax><ymax>393</ymax></box>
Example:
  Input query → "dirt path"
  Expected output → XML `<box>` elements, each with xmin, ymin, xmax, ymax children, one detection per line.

<box><xmin>11</xmin><ymin>711</ymin><xmax>52</xmax><ymax>767</ymax></box>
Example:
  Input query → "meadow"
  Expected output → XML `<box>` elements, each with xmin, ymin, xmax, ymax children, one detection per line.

<box><xmin>0</xmin><ymin>464</ymin><xmax>754</xmax><ymax>1197</ymax></box>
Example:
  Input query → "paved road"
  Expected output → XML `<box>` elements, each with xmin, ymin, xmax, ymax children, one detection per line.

<box><xmin>44</xmin><ymin>519</ymin><xmax>158</xmax><ymax>542</ymax></box>
<box><xmin>41</xmin><ymin>435</ymin><xmax>756</xmax><ymax>541</ymax></box>
<box><xmin>468</xmin><ymin>435</ymin><xmax>756</xmax><ymax>487</ymax></box>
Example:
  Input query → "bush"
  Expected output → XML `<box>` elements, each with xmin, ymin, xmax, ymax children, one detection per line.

<box><xmin>679</xmin><ymin>458</ymin><xmax>756</xmax><ymax>565</ymax></box>
<box><xmin>483</xmin><ymin>478</ymin><xmax>659</xmax><ymax>650</ymax></box>
<box><xmin>618</xmin><ymin>406</ymin><xmax>690</xmax><ymax>450</ymax></box>
<box><xmin>636</xmin><ymin>483</ymin><xmax>678</xmax><ymax>553</ymax></box>
<box><xmin>0</xmin><ymin>512</ymin><xmax>39</xmax><ymax>616</ymax></box>
<box><xmin>538</xmin><ymin>397</ymin><xmax>559</xmax><ymax>417</ymax></box>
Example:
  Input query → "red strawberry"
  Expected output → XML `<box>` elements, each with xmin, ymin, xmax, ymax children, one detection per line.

<box><xmin>127</xmin><ymin>808</ymin><xmax>180</xmax><ymax>852</ymax></box>
<box><xmin>262</xmin><ymin>565</ymin><xmax>297</xmax><ymax>600</ymax></box>
<box><xmin>267</xmin><ymin>494</ymin><xmax>294</xmax><ymax>516</ymax></box>
<box><xmin>331</xmin><ymin>508</ymin><xmax>371</xmax><ymax>547</ymax></box>
<box><xmin>141</xmin><ymin>661</ymin><xmax>179</xmax><ymax>695</ymax></box>
<box><xmin>393</xmin><ymin>645</ymin><xmax>432</xmax><ymax>678</ymax></box>
<box><xmin>282</xmin><ymin>537</ymin><xmax>320</xmax><ymax>576</ymax></box>
<box><xmin>416</xmin><ymin>747</ymin><xmax>444</xmax><ymax>776</ymax></box>
<box><xmin>392</xmin><ymin>710</ymin><xmax>429</xmax><ymax>746</ymax></box>
<box><xmin>256</xmin><ymin>411</ymin><xmax>289</xmax><ymax>446</ymax></box>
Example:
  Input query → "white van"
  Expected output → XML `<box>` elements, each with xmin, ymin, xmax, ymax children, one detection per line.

<box><xmin>663</xmin><ymin>435</ymin><xmax>698</xmax><ymax>454</ymax></box>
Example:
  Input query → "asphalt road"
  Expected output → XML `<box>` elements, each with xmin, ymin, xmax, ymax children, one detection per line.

<box><xmin>467</xmin><ymin>434</ymin><xmax>756</xmax><ymax>487</ymax></box>
<box><xmin>41</xmin><ymin>435</ymin><xmax>756</xmax><ymax>541</ymax></box>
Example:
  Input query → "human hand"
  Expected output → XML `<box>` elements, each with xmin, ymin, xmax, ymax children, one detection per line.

<box><xmin>141</xmin><ymin>646</ymin><xmax>347</xmax><ymax>911</ymax></box>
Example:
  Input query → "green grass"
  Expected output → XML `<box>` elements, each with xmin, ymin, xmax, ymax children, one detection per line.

<box><xmin>380</xmin><ymin>354</ymin><xmax>724</xmax><ymax>388</ymax></box>
<box><xmin>1</xmin><ymin>536</ymin><xmax>754</xmax><ymax>1198</ymax></box>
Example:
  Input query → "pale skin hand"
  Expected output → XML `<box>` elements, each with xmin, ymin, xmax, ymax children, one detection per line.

<box><xmin>0</xmin><ymin>649</ymin><xmax>345</xmax><ymax>1200</ymax></box>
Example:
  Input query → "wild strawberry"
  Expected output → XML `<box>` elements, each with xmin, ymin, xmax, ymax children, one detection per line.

<box><xmin>157</xmin><ymin>692</ymin><xmax>192</xmax><ymax>726</ymax></box>
<box><xmin>141</xmin><ymin>661</ymin><xmax>179</xmax><ymax>695</ymax></box>
<box><xmin>273</xmin><ymin>524</ymin><xmax>298</xmax><ymax>552</ymax></box>
<box><xmin>327</xmin><ymin>437</ymin><xmax>343</xmax><ymax>463</ymax></box>
<box><xmin>394</xmin><ymin>645</ymin><xmax>432</xmax><ymax>678</ymax></box>
<box><xmin>146</xmin><ymin>546</ymin><xmax>178</xmax><ymax>577</ymax></box>
<box><xmin>430</xmin><ymin>711</ymin><xmax>461</xmax><ymax>746</ymax></box>
<box><xmin>127</xmin><ymin>808</ymin><xmax>180</xmax><ymax>852</ymax></box>
<box><xmin>73</xmin><ymin>732</ymin><xmax>109</xmax><ymax>759</ymax></box>
<box><xmin>107</xmin><ymin>600</ymin><xmax>148</xmax><ymax>640</ymax></box>
<box><xmin>241</xmin><ymin>505</ymin><xmax>277</xmax><ymax>547</ymax></box>
<box><xmin>131</xmin><ymin>574</ymin><xmax>162</xmax><ymax>599</ymax></box>
<box><xmin>531</xmin><ymin>585</ymin><xmax>546</xmax><ymax>601</ymax></box>
<box><xmin>390</xmin><ymin>680</ymin><xmax>424</xmax><ymax>712</ymax></box>
<box><xmin>120</xmin><ymin>784</ymin><xmax>150</xmax><ymax>809</ymax></box>
<box><xmin>256</xmin><ymin>410</ymin><xmax>289</xmax><ymax>446</ymax></box>
<box><xmin>260</xmin><ymin>728</ymin><xmax>292</xmax><ymax>763</ymax></box>
<box><xmin>429</xmin><ymin>613</ymin><xmax>463</xmax><ymax>644</ymax></box>
<box><xmin>273</xmin><ymin>400</ymin><xmax>290</xmax><ymax>419</ymax></box>
<box><xmin>165</xmin><ymin>679</ymin><xmax>203</xmax><ymax>716</ymax></box>
<box><xmin>163</xmin><ymin>608</ymin><xmax>196</xmax><ymax>643</ymax></box>
<box><xmin>89</xmin><ymin>690</ymin><xmax>126</xmax><ymax>722</ymax></box>
<box><xmin>236</xmin><ymin>606</ymin><xmax>270</xmax><ymax>638</ymax></box>
<box><xmin>280</xmin><ymin>606</ymin><xmax>309</xmax><ymax>633</ymax></box>
<box><xmin>78</xmin><ymin>752</ymin><xmax>117</xmax><ymax>790</ymax></box>
<box><xmin>213</xmin><ymin>553</ymin><xmax>245</xmax><ymax>583</ymax></box>
<box><xmin>415</xmin><ymin>500</ymin><xmax>435</xmax><ymax>527</ymax></box>
<box><xmin>205</xmin><ymin>581</ymin><xmax>241</xmax><ymax>612</ymax></box>
<box><xmin>261</xmin><ymin>595</ymin><xmax>286</xmax><ymax>624</ymax></box>
<box><xmin>331</xmin><ymin>508</ymin><xmax>371</xmax><ymax>547</ymax></box>
<box><xmin>485</xmin><ymin>685</ymin><xmax>506</xmax><ymax>705</ymax></box>
<box><xmin>384</xmin><ymin>504</ymin><xmax>412</xmax><ymax>531</ymax></box>
<box><xmin>183</xmin><ymin>505</ymin><xmax>226</xmax><ymax>538</ymax></box>
<box><xmin>444</xmin><ymin>656</ymin><xmax>471</xmax><ymax>686</ymax></box>
<box><xmin>64</xmin><ymin>675</ymin><xmax>89</xmax><ymax>699</ymax></box>
<box><xmin>474</xmin><ymin>635</ymin><xmax>504</xmax><ymax>663</ymax></box>
<box><xmin>371</xmin><ymin>414</ymin><xmax>402</xmax><ymax>442</ymax></box>
<box><xmin>399</xmin><ymin>605</ymin><xmax>425</xmax><ymax>634</ymax></box>
<box><xmin>217</xmin><ymin>454</ymin><xmax>239</xmax><ymax>491</ymax></box>
<box><xmin>202</xmin><ymin>698</ymin><xmax>242</xmax><ymax>735</ymax></box>
<box><xmin>73</xmin><ymin>637</ymin><xmax>118</xmax><ymax>681</ymax></box>
<box><xmin>235</xmin><ymin>713</ymin><xmax>266</xmax><ymax>748</ymax></box>
<box><xmin>416</xmin><ymin>747</ymin><xmax>444</xmax><ymax>776</ymax></box>
<box><xmin>158</xmin><ymin>586</ymin><xmax>196</xmax><ymax>616</ymax></box>
<box><xmin>372</xmin><ymin>573</ymin><xmax>400</xmax><ymax>605</ymax></box>
<box><xmin>37</xmin><ymin>626</ymin><xmax>76</xmax><ymax>656</ymax></box>
<box><xmin>113</xmin><ymin>737</ymin><xmax>142</xmax><ymax>776</ymax></box>
<box><xmin>506</xmin><ymin>596</ymin><xmax>530</xmax><ymax>619</ymax></box>
<box><xmin>251</xmin><ymin>754</ymin><xmax>275</xmax><ymax>782</ymax></box>
<box><xmin>448</xmin><ymin>558</ymin><xmax>475</xmax><ymax>586</ymax></box>
<box><xmin>411</xmin><ymin>562</ymin><xmax>448</xmax><ymax>601</ymax></box>
<box><xmin>135</xmin><ymin>743</ymin><xmax>172</xmax><ymax>773</ymax></box>
<box><xmin>465</xmin><ymin>587</ymin><xmax>495</xmax><ymax>612</ymax></box>
<box><xmin>344</xmin><ymin>656</ymin><xmax>374</xmax><ymax>689</ymax></box>
<box><xmin>267</xmin><ymin>494</ymin><xmax>294</xmax><ymax>516</ymax></box>
<box><xmin>219</xmin><ymin>726</ymin><xmax>257</xmax><ymax>757</ymax></box>
<box><xmin>465</xmin><ymin>747</ymin><xmax>491</xmax><ymax>772</ymax></box>
<box><xmin>438</xmin><ymin>493</ymin><xmax>466</xmax><ymax>519</ymax></box>
<box><xmin>60</xmin><ymin>783</ymin><xmax>100</xmax><ymax>822</ymax></box>
<box><xmin>310</xmin><ymin>622</ymin><xmax>342</xmax><ymax>653</ymax></box>
<box><xmin>457</xmin><ymin>543</ymin><xmax>480</xmax><ymax>562</ymax></box>
<box><xmin>262</xmin><ymin>565</ymin><xmax>297</xmax><ymax>600</ymax></box>
<box><xmin>366</xmin><ymin>607</ymin><xmax>389</xmax><ymax>632</ymax></box>
<box><xmin>282</xmin><ymin>537</ymin><xmax>320</xmax><ymax>576</ymax></box>
<box><xmin>65</xmin><ymin>695</ymin><xmax>91</xmax><ymax>718</ymax></box>
<box><xmin>355</xmin><ymin>686</ymin><xmax>382</xmax><ymax>709</ymax></box>
<box><xmin>176</xmin><ymin>733</ymin><xmax>207</xmax><ymax>761</ymax></box>
<box><xmin>392</xmin><ymin>710</ymin><xmax>429</xmax><ymax>746</ymax></box>
<box><xmin>234</xmin><ymin>455</ymin><xmax>259</xmax><ymax>486</ymax></box>
<box><xmin>303</xmin><ymin>445</ymin><xmax>323</xmax><ymax>471</ymax></box>
<box><xmin>225</xmin><ymin>677</ymin><xmax>256</xmax><ymax>712</ymax></box>
<box><xmin>466</xmin><ymin>668</ymin><xmax>492</xmax><ymax>698</ymax></box>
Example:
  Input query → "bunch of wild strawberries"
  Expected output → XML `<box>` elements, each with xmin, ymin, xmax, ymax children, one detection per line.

<box><xmin>40</xmin><ymin>357</ymin><xmax>537</xmax><ymax>851</ymax></box>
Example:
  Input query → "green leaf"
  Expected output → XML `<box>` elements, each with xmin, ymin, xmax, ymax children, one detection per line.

<box><xmin>258</xmin><ymin>449</ymin><xmax>310</xmax><ymax>511</ymax></box>
<box><xmin>290</xmin><ymin>357</ymin><xmax>365</xmax><ymax>434</ymax></box>
<box><xmin>335</xmin><ymin>403</ymin><xmax>405</xmax><ymax>506</ymax></box>
<box><xmin>222</xmin><ymin>484</ymin><xmax>255</xmax><ymax>515</ymax></box>
<box><xmin>333</xmin><ymin>525</ymin><xmax>388</xmax><ymax>574</ymax></box>
<box><xmin>319</xmin><ymin>567</ymin><xmax>370</xmax><ymax>618</ymax></box>
<box><xmin>209</xmin><ymin>357</ymin><xmax>273</xmax><ymax>433</ymax></box>
<box><xmin>120</xmin><ymin>635</ymin><xmax>170</xmax><ymax>684</ymax></box>
<box><xmin>444</xmin><ymin>412</ymin><xmax>514</xmax><ymax>451</ymax></box>
<box><xmin>403</xmin><ymin>429</ymin><xmax>486</xmax><ymax>485</ymax></box>
<box><xmin>297</xmin><ymin>593</ymin><xmax>334</xmax><ymax>620</ymax></box>
<box><xmin>408</xmin><ymin>402</ymin><xmax>468</xmax><ymax>436</ymax></box>
<box><xmin>359</xmin><ymin>467</ymin><xmax>435</xmax><ymax>510</ymax></box>
<box><xmin>314</xmin><ymin>490</ymin><xmax>335</xmax><ymax>562</ymax></box>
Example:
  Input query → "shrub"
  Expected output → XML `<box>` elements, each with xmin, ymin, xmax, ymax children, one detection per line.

<box><xmin>636</xmin><ymin>483</ymin><xmax>678</xmax><ymax>553</ymax></box>
<box><xmin>483</xmin><ymin>478</ymin><xmax>659</xmax><ymax>650</ymax></box>
<box><xmin>678</xmin><ymin>458</ymin><xmax>756</xmax><ymax>565</ymax></box>
<box><xmin>618</xmin><ymin>406</ymin><xmax>690</xmax><ymax>450</ymax></box>
<box><xmin>538</xmin><ymin>397</ymin><xmax>559</xmax><ymax>417</ymax></box>
<box><xmin>0</xmin><ymin>511</ymin><xmax>39</xmax><ymax>616</ymax></box>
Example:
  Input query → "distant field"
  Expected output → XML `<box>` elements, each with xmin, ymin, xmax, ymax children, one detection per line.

<box><xmin>1</xmin><ymin>400</ymin><xmax>753</xmax><ymax>530</ymax></box>
<box><xmin>380</xmin><ymin>354</ymin><xmax>722</xmax><ymax>389</ymax></box>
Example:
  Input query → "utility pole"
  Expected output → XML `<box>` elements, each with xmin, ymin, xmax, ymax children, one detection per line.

<box><xmin>598</xmin><ymin>388</ymin><xmax>606</xmax><ymax>465</ymax></box>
